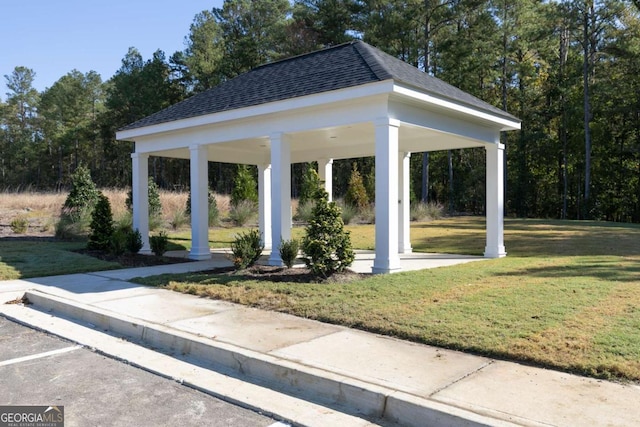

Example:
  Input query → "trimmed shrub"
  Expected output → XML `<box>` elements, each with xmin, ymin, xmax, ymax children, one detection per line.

<box><xmin>88</xmin><ymin>193</ymin><xmax>114</xmax><ymax>251</ymax></box>
<box><xmin>231</xmin><ymin>165</ymin><xmax>258</xmax><ymax>207</ymax></box>
<box><xmin>109</xmin><ymin>228</ymin><xmax>128</xmax><ymax>256</ymax></box>
<box><xmin>150</xmin><ymin>231</ymin><xmax>168</xmax><ymax>257</ymax></box>
<box><xmin>230</xmin><ymin>229</ymin><xmax>264</xmax><ymax>269</ymax></box>
<box><xmin>126</xmin><ymin>228</ymin><xmax>143</xmax><ymax>254</ymax></box>
<box><xmin>229</xmin><ymin>200</ymin><xmax>257</xmax><ymax>226</ymax></box>
<box><xmin>302</xmin><ymin>188</ymin><xmax>355</xmax><ymax>278</ymax></box>
<box><xmin>10</xmin><ymin>216</ymin><xmax>29</xmax><ymax>234</ymax></box>
<box><xmin>279</xmin><ymin>238</ymin><xmax>300</xmax><ymax>269</ymax></box>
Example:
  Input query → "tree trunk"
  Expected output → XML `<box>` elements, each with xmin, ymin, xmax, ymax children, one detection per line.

<box><xmin>582</xmin><ymin>1</ymin><xmax>593</xmax><ymax>218</ymax></box>
<box><xmin>421</xmin><ymin>152</ymin><xmax>429</xmax><ymax>202</ymax></box>
<box><xmin>448</xmin><ymin>150</ymin><xmax>454</xmax><ymax>213</ymax></box>
<box><xmin>560</xmin><ymin>24</ymin><xmax>569</xmax><ymax>219</ymax></box>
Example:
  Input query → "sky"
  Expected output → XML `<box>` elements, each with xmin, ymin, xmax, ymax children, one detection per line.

<box><xmin>1</xmin><ymin>0</ymin><xmax>224</xmax><ymax>97</ymax></box>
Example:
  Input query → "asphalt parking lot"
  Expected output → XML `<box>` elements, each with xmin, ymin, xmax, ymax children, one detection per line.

<box><xmin>0</xmin><ymin>316</ymin><xmax>284</xmax><ymax>427</ymax></box>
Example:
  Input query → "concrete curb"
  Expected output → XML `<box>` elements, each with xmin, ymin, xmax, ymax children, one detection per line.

<box><xmin>20</xmin><ymin>289</ymin><xmax>518</xmax><ymax>427</ymax></box>
<box><xmin>0</xmin><ymin>300</ymin><xmax>374</xmax><ymax>427</ymax></box>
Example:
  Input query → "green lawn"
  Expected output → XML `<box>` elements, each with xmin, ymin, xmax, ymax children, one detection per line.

<box><xmin>137</xmin><ymin>217</ymin><xmax>640</xmax><ymax>382</ymax></box>
<box><xmin>0</xmin><ymin>241</ymin><xmax>120</xmax><ymax>280</ymax></box>
<box><xmin>2</xmin><ymin>218</ymin><xmax>640</xmax><ymax>381</ymax></box>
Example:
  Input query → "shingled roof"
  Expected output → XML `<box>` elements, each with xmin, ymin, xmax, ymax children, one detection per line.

<box><xmin>120</xmin><ymin>40</ymin><xmax>518</xmax><ymax>131</ymax></box>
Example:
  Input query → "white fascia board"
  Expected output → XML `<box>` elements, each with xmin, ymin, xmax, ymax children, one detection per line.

<box><xmin>116</xmin><ymin>80</ymin><xmax>395</xmax><ymax>141</ymax></box>
<box><xmin>392</xmin><ymin>84</ymin><xmax>521</xmax><ymax>132</ymax></box>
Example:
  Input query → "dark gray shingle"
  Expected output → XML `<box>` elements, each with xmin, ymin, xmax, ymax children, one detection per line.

<box><xmin>120</xmin><ymin>41</ymin><xmax>518</xmax><ymax>132</ymax></box>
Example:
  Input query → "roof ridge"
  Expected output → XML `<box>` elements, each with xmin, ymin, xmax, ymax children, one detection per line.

<box><xmin>252</xmin><ymin>40</ymin><xmax>359</xmax><ymax>72</ymax></box>
<box><xmin>351</xmin><ymin>41</ymin><xmax>393</xmax><ymax>82</ymax></box>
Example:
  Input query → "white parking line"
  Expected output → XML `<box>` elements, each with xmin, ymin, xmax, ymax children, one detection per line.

<box><xmin>0</xmin><ymin>345</ymin><xmax>82</xmax><ymax>367</ymax></box>
<box><xmin>268</xmin><ymin>423</ymin><xmax>291</xmax><ymax>427</ymax></box>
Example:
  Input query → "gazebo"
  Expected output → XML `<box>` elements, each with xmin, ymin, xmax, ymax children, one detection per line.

<box><xmin>116</xmin><ymin>41</ymin><xmax>521</xmax><ymax>274</ymax></box>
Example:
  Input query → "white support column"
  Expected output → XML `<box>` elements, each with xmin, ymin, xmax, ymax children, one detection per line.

<box><xmin>269</xmin><ymin>133</ymin><xmax>292</xmax><ymax>266</ymax></box>
<box><xmin>373</xmin><ymin>118</ymin><xmax>401</xmax><ymax>274</ymax></box>
<box><xmin>131</xmin><ymin>152</ymin><xmax>151</xmax><ymax>254</ymax></box>
<box><xmin>258</xmin><ymin>163</ymin><xmax>272</xmax><ymax>250</ymax></box>
<box><xmin>399</xmin><ymin>151</ymin><xmax>412</xmax><ymax>254</ymax></box>
<box><xmin>318</xmin><ymin>158</ymin><xmax>333</xmax><ymax>201</ymax></box>
<box><xmin>189</xmin><ymin>144</ymin><xmax>211</xmax><ymax>260</ymax></box>
<box><xmin>485</xmin><ymin>142</ymin><xmax>507</xmax><ymax>258</ymax></box>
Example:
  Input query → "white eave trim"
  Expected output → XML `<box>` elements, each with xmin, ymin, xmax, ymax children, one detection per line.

<box><xmin>392</xmin><ymin>84</ymin><xmax>521</xmax><ymax>132</ymax></box>
<box><xmin>116</xmin><ymin>80</ymin><xmax>395</xmax><ymax>141</ymax></box>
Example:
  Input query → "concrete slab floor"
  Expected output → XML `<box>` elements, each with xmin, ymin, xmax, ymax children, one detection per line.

<box><xmin>433</xmin><ymin>360</ymin><xmax>640</xmax><ymax>426</ymax></box>
<box><xmin>167</xmin><ymin>306</ymin><xmax>343</xmax><ymax>353</ymax></box>
<box><xmin>27</xmin><ymin>274</ymin><xmax>142</xmax><ymax>294</ymax></box>
<box><xmin>93</xmin><ymin>291</ymin><xmax>237</xmax><ymax>324</ymax></box>
<box><xmin>271</xmin><ymin>329</ymin><xmax>491</xmax><ymax>397</ymax></box>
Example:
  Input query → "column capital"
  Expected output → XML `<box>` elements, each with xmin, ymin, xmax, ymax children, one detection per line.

<box><xmin>486</xmin><ymin>142</ymin><xmax>505</xmax><ymax>151</ymax></box>
<box><xmin>131</xmin><ymin>152</ymin><xmax>149</xmax><ymax>160</ymax></box>
<box><xmin>374</xmin><ymin>117</ymin><xmax>401</xmax><ymax>128</ymax></box>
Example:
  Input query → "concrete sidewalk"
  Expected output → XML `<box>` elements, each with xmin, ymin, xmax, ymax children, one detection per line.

<box><xmin>1</xmin><ymin>258</ymin><xmax>639</xmax><ymax>426</ymax></box>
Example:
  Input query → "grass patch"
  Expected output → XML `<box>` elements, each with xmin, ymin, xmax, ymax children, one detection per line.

<box><xmin>138</xmin><ymin>217</ymin><xmax>640</xmax><ymax>382</ymax></box>
<box><xmin>0</xmin><ymin>241</ymin><xmax>120</xmax><ymax>280</ymax></box>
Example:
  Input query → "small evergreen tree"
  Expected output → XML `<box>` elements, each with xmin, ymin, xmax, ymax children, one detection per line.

<box><xmin>231</xmin><ymin>165</ymin><xmax>258</xmax><ymax>207</ymax></box>
<box><xmin>150</xmin><ymin>231</ymin><xmax>169</xmax><ymax>256</ymax></box>
<box><xmin>88</xmin><ymin>193</ymin><xmax>114</xmax><ymax>250</ymax></box>
<box><xmin>63</xmin><ymin>165</ymin><xmax>100</xmax><ymax>216</ymax></box>
<box><xmin>302</xmin><ymin>188</ymin><xmax>355</xmax><ymax>278</ymax></box>
<box><xmin>230</xmin><ymin>229</ymin><xmax>264</xmax><ymax>269</ymax></box>
<box><xmin>125</xmin><ymin>177</ymin><xmax>162</xmax><ymax>218</ymax></box>
<box><xmin>186</xmin><ymin>187</ymin><xmax>219</xmax><ymax>226</ymax></box>
<box><xmin>299</xmin><ymin>163</ymin><xmax>321</xmax><ymax>206</ymax></box>
<box><xmin>344</xmin><ymin>163</ymin><xmax>369</xmax><ymax>212</ymax></box>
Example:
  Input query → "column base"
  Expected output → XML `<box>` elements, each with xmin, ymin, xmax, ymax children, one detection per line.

<box><xmin>139</xmin><ymin>248</ymin><xmax>152</xmax><ymax>256</ymax></box>
<box><xmin>399</xmin><ymin>246</ymin><xmax>413</xmax><ymax>255</ymax></box>
<box><xmin>189</xmin><ymin>249</ymin><xmax>212</xmax><ymax>261</ymax></box>
<box><xmin>484</xmin><ymin>246</ymin><xmax>507</xmax><ymax>258</ymax></box>
<box><xmin>372</xmin><ymin>258</ymin><xmax>402</xmax><ymax>274</ymax></box>
<box><xmin>268</xmin><ymin>254</ymin><xmax>283</xmax><ymax>267</ymax></box>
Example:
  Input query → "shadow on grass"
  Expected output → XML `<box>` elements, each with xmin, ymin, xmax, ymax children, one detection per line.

<box><xmin>500</xmin><ymin>260</ymin><xmax>640</xmax><ymax>283</ymax></box>
<box><xmin>413</xmin><ymin>228</ymin><xmax>640</xmax><ymax>258</ymax></box>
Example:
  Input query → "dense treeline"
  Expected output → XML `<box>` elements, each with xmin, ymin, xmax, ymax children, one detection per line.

<box><xmin>1</xmin><ymin>0</ymin><xmax>639</xmax><ymax>222</ymax></box>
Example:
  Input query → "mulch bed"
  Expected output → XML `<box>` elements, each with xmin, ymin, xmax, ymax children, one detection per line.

<box><xmin>76</xmin><ymin>249</ymin><xmax>194</xmax><ymax>268</ymax></box>
<box><xmin>201</xmin><ymin>264</ymin><xmax>367</xmax><ymax>284</ymax></box>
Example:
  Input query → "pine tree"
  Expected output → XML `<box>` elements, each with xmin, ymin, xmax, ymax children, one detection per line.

<box><xmin>231</xmin><ymin>164</ymin><xmax>258</xmax><ymax>206</ymax></box>
<box><xmin>299</xmin><ymin>163</ymin><xmax>321</xmax><ymax>206</ymax></box>
<box><xmin>62</xmin><ymin>165</ymin><xmax>100</xmax><ymax>220</ymax></box>
<box><xmin>302</xmin><ymin>187</ymin><xmax>355</xmax><ymax>278</ymax></box>
<box><xmin>344</xmin><ymin>163</ymin><xmax>369</xmax><ymax>211</ymax></box>
<box><xmin>126</xmin><ymin>176</ymin><xmax>162</xmax><ymax>218</ymax></box>
<box><xmin>88</xmin><ymin>192</ymin><xmax>114</xmax><ymax>250</ymax></box>
<box><xmin>186</xmin><ymin>187</ymin><xmax>219</xmax><ymax>226</ymax></box>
